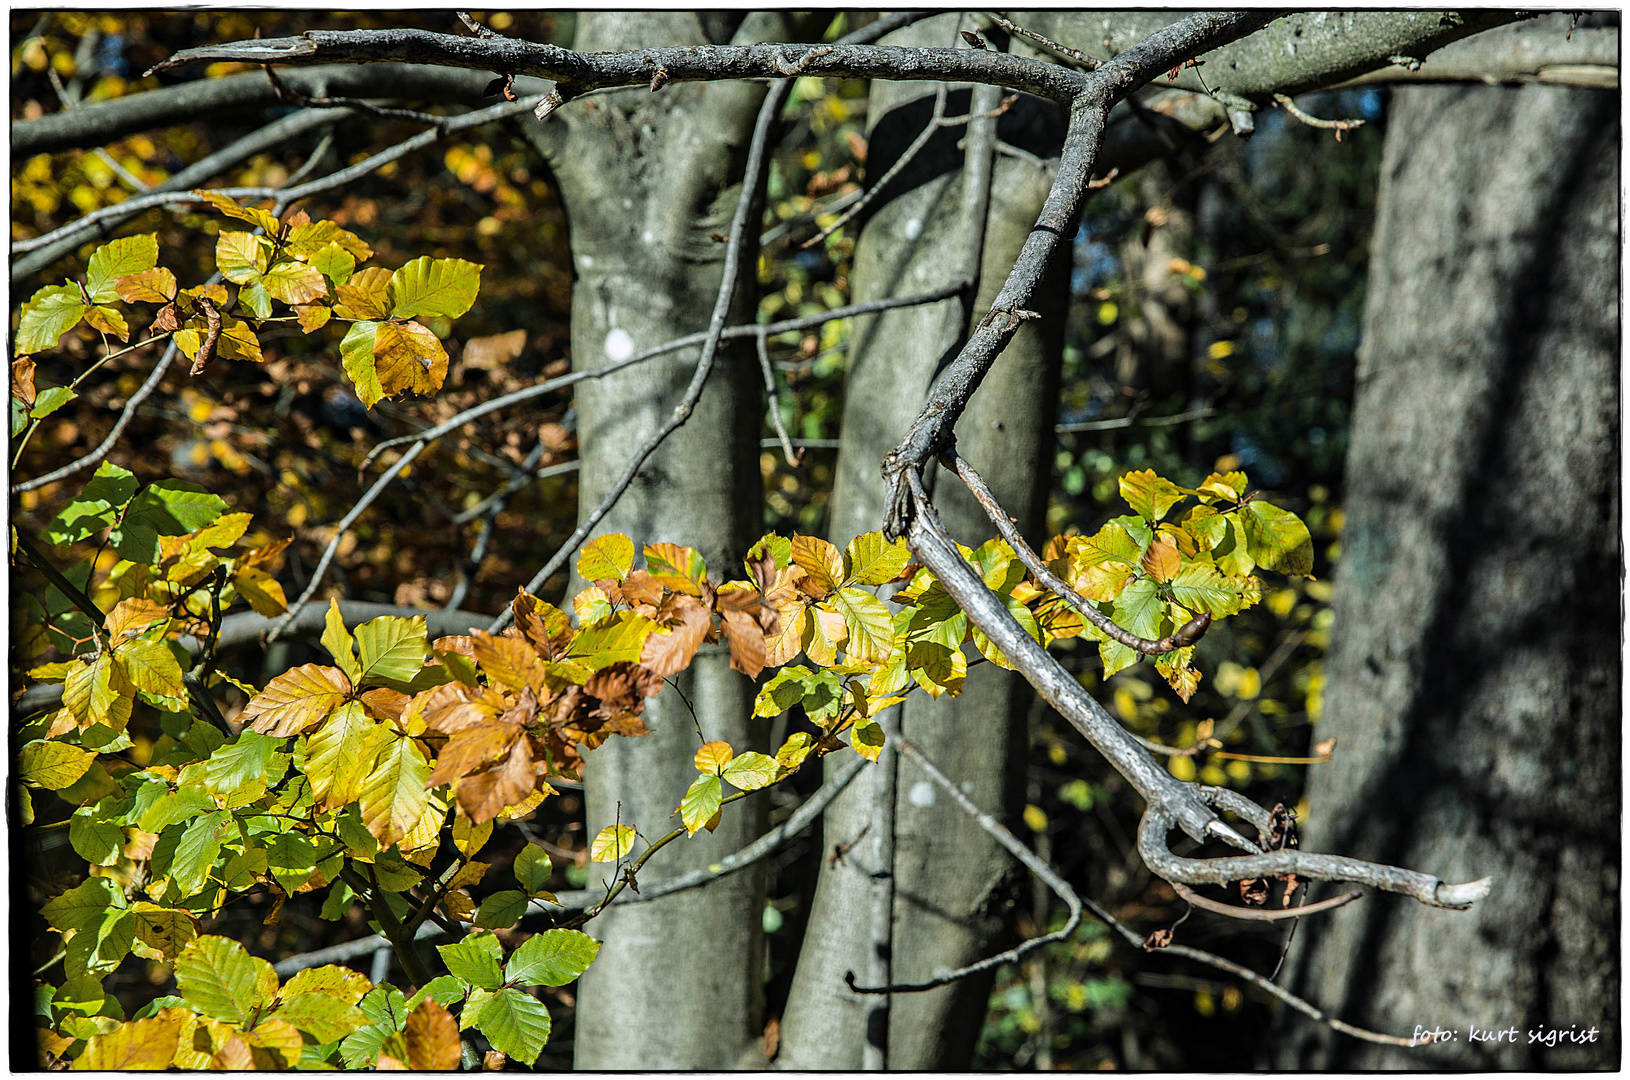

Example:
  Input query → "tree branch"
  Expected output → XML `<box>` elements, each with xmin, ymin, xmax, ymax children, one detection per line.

<box><xmin>845</xmin><ymin>737</ymin><xmax>1083</xmax><ymax>996</ymax></box>
<box><xmin>1169</xmin><ymin>881</ymin><xmax>1362</xmax><ymax>922</ymax></box>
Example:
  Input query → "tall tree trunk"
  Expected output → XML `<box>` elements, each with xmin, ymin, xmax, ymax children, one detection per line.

<box><xmin>776</xmin><ymin>15</ymin><xmax>1068</xmax><ymax>1068</ymax></box>
<box><xmin>1277</xmin><ymin>83</ymin><xmax>1619</xmax><ymax>1069</ymax></box>
<box><xmin>519</xmin><ymin>12</ymin><xmax>794</xmax><ymax>1068</ymax></box>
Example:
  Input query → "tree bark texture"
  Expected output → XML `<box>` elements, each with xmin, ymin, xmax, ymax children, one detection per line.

<box><xmin>521</xmin><ymin>12</ymin><xmax>781</xmax><ymax>1069</ymax></box>
<box><xmin>1277</xmin><ymin>83</ymin><xmax>1619</xmax><ymax>1069</ymax></box>
<box><xmin>776</xmin><ymin>15</ymin><xmax>1068</xmax><ymax>1069</ymax></box>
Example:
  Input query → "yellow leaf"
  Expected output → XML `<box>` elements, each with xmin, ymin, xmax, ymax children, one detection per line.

<box><xmin>790</xmin><ymin>535</ymin><xmax>844</xmax><ymax>598</ymax></box>
<box><xmin>73</xmin><ymin>1011</ymin><xmax>187</xmax><ymax>1070</ymax></box>
<box><xmin>333</xmin><ymin>266</ymin><xmax>393</xmax><ymax>320</ymax></box>
<box><xmin>237</xmin><ymin>663</ymin><xmax>350</xmax><ymax>737</ymax></box>
<box><xmin>693</xmin><ymin>740</ymin><xmax>734</xmax><ymax>774</ymax></box>
<box><xmin>372</xmin><ymin>319</ymin><xmax>449</xmax><ymax>399</ymax></box>
<box><xmin>360</xmin><ymin>735</ymin><xmax>432</xmax><ymax>848</ymax></box>
<box><xmin>830</xmin><ymin>587</ymin><xmax>893</xmax><ymax>664</ymax></box>
<box><xmin>306</xmin><ymin>701</ymin><xmax>389</xmax><ymax>810</ymax></box>
<box><xmin>232</xmin><ymin>565</ymin><xmax>288</xmax><ymax>617</ymax></box>
<box><xmin>577</xmin><ymin>533</ymin><xmax>635</xmax><ymax>583</ymax></box>
<box><xmin>590</xmin><ymin>824</ymin><xmax>636</xmax><ymax>862</ymax></box>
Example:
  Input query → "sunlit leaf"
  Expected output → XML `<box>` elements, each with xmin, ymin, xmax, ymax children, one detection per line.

<box><xmin>116</xmin><ymin>267</ymin><xmax>178</xmax><ymax>304</ymax></box>
<box><xmin>360</xmin><ymin>735</ymin><xmax>431</xmax><ymax>848</ymax></box>
<box><xmin>830</xmin><ymin>586</ymin><xmax>893</xmax><ymax>664</ymax></box>
<box><xmin>18</xmin><ymin>739</ymin><xmax>95</xmax><ymax>790</ymax></box>
<box><xmin>721</xmin><ymin>751</ymin><xmax>779</xmax><ymax>791</ymax></box>
<box><xmin>678</xmin><ymin>773</ymin><xmax>723</xmax><ymax>836</ymax></box>
<box><xmin>215</xmin><ymin>231</ymin><xmax>271</xmax><ymax>285</ymax></box>
<box><xmin>469</xmin><ymin>986</ymin><xmax>550</xmax><ymax>1066</ymax></box>
<box><xmin>15</xmin><ymin>284</ymin><xmax>86</xmax><ymax>355</ymax></box>
<box><xmin>238</xmin><ymin>663</ymin><xmax>350</xmax><ymax>737</ymax></box>
<box><xmin>306</xmin><ymin>702</ymin><xmax>389</xmax><ymax>810</ymax></box>
<box><xmin>505</xmin><ymin>928</ymin><xmax>600</xmax><ymax>987</ymax></box>
<box><xmin>86</xmin><ymin>233</ymin><xmax>159</xmax><ymax>303</ymax></box>
<box><xmin>1240</xmin><ymin>499</ymin><xmax>1314</xmax><ymax>576</ymax></box>
<box><xmin>372</xmin><ymin>319</ymin><xmax>449</xmax><ymax>399</ymax></box>
<box><xmin>843</xmin><ymin>531</ymin><xmax>910</xmax><ymax>586</ymax></box>
<box><xmin>590</xmin><ymin>825</ymin><xmax>636</xmax><ymax>862</ymax></box>
<box><xmin>262</xmin><ymin>261</ymin><xmax>328</xmax><ymax>306</ymax></box>
<box><xmin>1119</xmin><ymin>468</ymin><xmax>1187</xmax><ymax>522</ymax></box>
<box><xmin>355</xmin><ymin>614</ymin><xmax>429</xmax><ymax>688</ymax></box>
<box><xmin>175</xmin><ymin>935</ymin><xmax>278</xmax><ymax>1026</ymax></box>
<box><xmin>790</xmin><ymin>535</ymin><xmax>844</xmax><ymax>598</ymax></box>
<box><xmin>388</xmin><ymin>256</ymin><xmax>482</xmax><ymax>320</ymax></box>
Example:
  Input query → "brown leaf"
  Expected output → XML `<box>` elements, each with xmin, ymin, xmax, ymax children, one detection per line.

<box><xmin>1239</xmin><ymin>877</ymin><xmax>1270</xmax><ymax>907</ymax></box>
<box><xmin>1142</xmin><ymin>928</ymin><xmax>1173</xmax><ymax>951</ymax></box>
<box><xmin>12</xmin><ymin>358</ymin><xmax>37</xmax><ymax>407</ymax></box>
<box><xmin>619</xmin><ymin>570</ymin><xmax>663</xmax><ymax>610</ymax></box>
<box><xmin>426</xmin><ymin>720</ymin><xmax>523</xmax><ymax>789</ymax></box>
<box><xmin>746</xmin><ymin>550</ymin><xmax>777</xmax><ymax>594</ymax></box>
<box><xmin>462</xmin><ymin>328</ymin><xmax>526</xmax><ymax>370</ymax></box>
<box><xmin>483</xmin><ymin>1050</ymin><xmax>507</xmax><ymax>1071</ymax></box>
<box><xmin>404</xmin><ymin>1000</ymin><xmax>462</xmax><ymax>1071</ymax></box>
<box><xmin>721</xmin><ymin>608</ymin><xmax>767</xmax><ymax>679</ymax></box>
<box><xmin>238</xmin><ymin>663</ymin><xmax>351</xmax><ymax>737</ymax></box>
<box><xmin>1140</xmin><ymin>537</ymin><xmax>1182</xmax><ymax>582</ymax></box>
<box><xmin>409</xmin><ymin>681</ymin><xmax>504</xmax><ymax>735</ymax></box>
<box><xmin>471</xmin><ymin>630</ymin><xmax>542</xmax><ymax>691</ymax></box>
<box><xmin>151</xmin><ymin>302</ymin><xmax>182</xmax><ymax>334</ymax></box>
<box><xmin>373</xmin><ymin>320</ymin><xmax>449</xmax><ymax>399</ymax></box>
<box><xmin>454</xmin><ymin>737</ymin><xmax>536</xmax><ymax>823</ymax></box>
<box><xmin>360</xmin><ymin>687</ymin><xmax>410</xmax><ymax>723</ymax></box>
<box><xmin>585</xmin><ymin>662</ymin><xmax>663</xmax><ymax>717</ymax></box>
<box><xmin>640</xmin><ymin>595</ymin><xmax>711</xmax><ymax>677</ymax></box>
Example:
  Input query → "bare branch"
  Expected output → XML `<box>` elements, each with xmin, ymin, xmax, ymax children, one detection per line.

<box><xmin>984</xmin><ymin>14</ymin><xmax>1099</xmax><ymax>70</ymax></box>
<box><xmin>756</xmin><ymin>331</ymin><xmax>799</xmax><ymax>467</ymax></box>
<box><xmin>845</xmin><ymin>737</ymin><xmax>1083</xmax><ymax>995</ymax></box>
<box><xmin>1137</xmin><ymin>805</ymin><xmax>1492</xmax><ymax>910</ymax></box>
<box><xmin>1273</xmin><ymin>92</ymin><xmax>1365</xmax><ymax>139</ymax></box>
<box><xmin>1170</xmin><ymin>881</ymin><xmax>1363</xmax><ymax>922</ymax></box>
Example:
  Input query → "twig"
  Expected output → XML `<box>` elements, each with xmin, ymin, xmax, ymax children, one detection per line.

<box><xmin>946</xmin><ymin>449</ymin><xmax>1207</xmax><ymax>656</ymax></box>
<box><xmin>1055</xmin><ymin>405</ymin><xmax>1214</xmax><ymax>433</ymax></box>
<box><xmin>985</xmin><ymin>14</ymin><xmax>1100</xmax><ymax>70</ymax></box>
<box><xmin>532</xmin><ymin>753</ymin><xmax>868</xmax><ymax>914</ymax></box>
<box><xmin>451</xmin><ymin>458</ymin><xmax>578</xmax><ymax>526</ymax></box>
<box><xmin>1272</xmin><ymin>92</ymin><xmax>1366</xmax><ymax>140</ymax></box>
<box><xmin>489</xmin><ymin>75</ymin><xmax>790</xmax><ymax>633</ymax></box>
<box><xmin>846</xmin><ymin>737</ymin><xmax>1082</xmax><ymax>994</ymax></box>
<box><xmin>756</xmin><ymin>330</ymin><xmax>799</xmax><ymax>467</ymax></box>
<box><xmin>283</xmin><ymin>129</ymin><xmax>336</xmax><ymax>188</ymax></box>
<box><xmin>12</xmin><ymin>528</ymin><xmax>107</xmax><ymax>629</ymax></box>
<box><xmin>1170</xmin><ymin>881</ymin><xmax>1362</xmax><ymax>922</ymax></box>
<box><xmin>267</xmin><ymin>441</ymin><xmax>425</xmax><ymax>640</ymax></box>
<box><xmin>11</xmin><ymin>94</ymin><xmax>540</xmax><ymax>259</ymax></box>
<box><xmin>358</xmin><ymin>281</ymin><xmax>968</xmax><ymax>475</ymax></box>
<box><xmin>12</xmin><ymin>339</ymin><xmax>181</xmax><ymax>494</ymax></box>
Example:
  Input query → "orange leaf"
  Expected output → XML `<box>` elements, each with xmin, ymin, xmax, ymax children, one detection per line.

<box><xmin>333</xmin><ymin>266</ymin><xmax>392</xmax><ymax>320</ymax></box>
<box><xmin>105</xmin><ymin>597</ymin><xmax>168</xmax><ymax>641</ymax></box>
<box><xmin>404</xmin><ymin>1000</ymin><xmax>462</xmax><ymax>1070</ymax></box>
<box><xmin>721</xmin><ymin>609</ymin><xmax>767</xmax><ymax>679</ymax></box>
<box><xmin>1141</xmin><ymin>537</ymin><xmax>1181</xmax><ymax>582</ymax></box>
<box><xmin>694</xmin><ymin>740</ymin><xmax>734</xmax><ymax>774</ymax></box>
<box><xmin>426</xmin><ymin>720</ymin><xmax>522</xmax><ymax>789</ymax></box>
<box><xmin>639</xmin><ymin>595</ymin><xmax>711</xmax><ymax>677</ymax></box>
<box><xmin>408</xmin><ymin>682</ymin><xmax>504</xmax><ymax>735</ymax></box>
<box><xmin>238</xmin><ymin>664</ymin><xmax>351</xmax><ymax>737</ymax></box>
<box><xmin>454</xmin><ymin>738</ymin><xmax>536</xmax><ymax>823</ymax></box>
<box><xmin>471</xmin><ymin>631</ymin><xmax>541</xmax><ymax>691</ymax></box>
<box><xmin>372</xmin><ymin>320</ymin><xmax>449</xmax><ymax>398</ymax></box>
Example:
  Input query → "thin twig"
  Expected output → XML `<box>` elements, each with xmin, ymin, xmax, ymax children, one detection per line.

<box><xmin>846</xmin><ymin>737</ymin><xmax>1082</xmax><ymax>994</ymax></box>
<box><xmin>985</xmin><ymin>14</ymin><xmax>1100</xmax><ymax>70</ymax></box>
<box><xmin>756</xmin><ymin>330</ymin><xmax>799</xmax><ymax>467</ymax></box>
<box><xmin>1170</xmin><ymin>881</ymin><xmax>1362</xmax><ymax>922</ymax></box>
<box><xmin>11</xmin><ymin>94</ymin><xmax>540</xmax><ymax>258</ymax></box>
<box><xmin>1055</xmin><ymin>405</ymin><xmax>1215</xmax><ymax>433</ymax></box>
<box><xmin>451</xmin><ymin>458</ymin><xmax>578</xmax><ymax>526</ymax></box>
<box><xmin>946</xmin><ymin>449</ymin><xmax>1205</xmax><ymax>656</ymax></box>
<box><xmin>531</xmin><ymin>753</ymin><xmax>868</xmax><ymax>914</ymax></box>
<box><xmin>489</xmin><ymin>75</ymin><xmax>790</xmax><ymax>633</ymax></box>
<box><xmin>360</xmin><ymin>282</ymin><xmax>968</xmax><ymax>474</ymax></box>
<box><xmin>1272</xmin><ymin>92</ymin><xmax>1366</xmax><ymax>139</ymax></box>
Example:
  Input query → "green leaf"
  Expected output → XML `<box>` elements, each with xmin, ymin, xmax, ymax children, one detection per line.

<box><xmin>473</xmin><ymin>889</ymin><xmax>529</xmax><ymax>930</ymax></box>
<box><xmin>357</xmin><ymin>984</ymin><xmax>408</xmax><ymax>1030</ymax></box>
<box><xmin>1119</xmin><ymin>469</ymin><xmax>1187</xmax><ymax>522</ymax></box>
<box><xmin>262</xmin><ymin>261</ymin><xmax>328</xmax><ymax>306</ymax></box>
<box><xmin>753</xmin><ymin>665</ymin><xmax>814</xmax><ymax>718</ymax></box>
<box><xmin>1240</xmin><ymin>500</ymin><xmax>1314</xmax><ymax>576</ymax></box>
<box><xmin>85</xmin><ymin>234</ymin><xmax>159</xmax><ymax>303</ymax></box>
<box><xmin>721</xmin><ymin>751</ymin><xmax>779</xmax><ymax>792</ymax></box>
<box><xmin>238</xmin><ymin>281</ymin><xmax>273</xmax><ymax>320</ymax></box>
<box><xmin>513</xmin><ymin>843</ymin><xmax>552</xmax><ymax>894</ymax></box>
<box><xmin>843</xmin><ymin>531</ymin><xmax>910</xmax><ymax>586</ymax></box>
<box><xmin>309</xmin><ymin>243</ymin><xmax>356</xmax><ymax>287</ymax></box>
<box><xmin>470</xmin><ymin>987</ymin><xmax>551</xmax><ymax>1065</ymax></box>
<box><xmin>82</xmin><ymin>460</ymin><xmax>139</xmax><ymax>507</ymax></box>
<box><xmin>15</xmin><ymin>284</ymin><xmax>86</xmax><ymax>355</ymax></box>
<box><xmin>830</xmin><ymin>586</ymin><xmax>894</xmax><ymax>664</ymax></box>
<box><xmin>354</xmin><ymin>615</ymin><xmax>428</xmax><ymax>687</ymax></box>
<box><xmin>18</xmin><ymin>739</ymin><xmax>95</xmax><ymax>790</ymax></box>
<box><xmin>266</xmin><ymin>832</ymin><xmax>318</xmax><ymax>894</ymax></box>
<box><xmin>505</xmin><ymin>928</ymin><xmax>600</xmax><ymax>987</ymax></box>
<box><xmin>64</xmin><ymin>907</ymin><xmax>135</xmax><ymax>980</ymax></box>
<box><xmin>175</xmin><ymin>935</ymin><xmax>277</xmax><ymax>1025</ymax></box>
<box><xmin>387</xmin><ymin>256</ymin><xmax>482</xmax><ymax>320</ymax></box>
<box><xmin>306</xmin><ymin>702</ymin><xmax>388</xmax><ymax>811</ymax></box>
<box><xmin>1168</xmin><ymin>561</ymin><xmax>1247</xmax><ymax>618</ymax></box>
<box><xmin>321</xmin><ymin>599</ymin><xmax>362</xmax><ymax>684</ymax></box>
<box><xmin>339</xmin><ymin>320</ymin><xmax>383</xmax><ymax>407</ymax></box>
<box><xmin>359</xmin><ymin>735</ymin><xmax>431</xmax><ymax>849</ymax></box>
<box><xmin>436</xmin><ymin>931</ymin><xmax>503</xmax><ymax>991</ymax></box>
<box><xmin>69</xmin><ymin>807</ymin><xmax>124</xmax><ymax>865</ymax></box>
<box><xmin>117</xmin><ymin>638</ymin><xmax>185</xmax><ymax>697</ymax></box>
<box><xmin>678</xmin><ymin>773</ymin><xmax>722</xmax><ymax>836</ymax></box>
<box><xmin>338</xmin><ymin>1022</ymin><xmax>396</xmax><ymax>1069</ymax></box>
<box><xmin>745</xmin><ymin>533</ymin><xmax>791</xmax><ymax>571</ymax></box>
<box><xmin>42</xmin><ymin>877</ymin><xmax>125</xmax><ymax>932</ymax></box>
<box><xmin>577</xmin><ymin>533</ymin><xmax>635</xmax><ymax>582</ymax></box>
<box><xmin>169</xmin><ymin>810</ymin><xmax>232</xmax><ymax>898</ymax></box>
<box><xmin>111</xmin><ymin>482</ymin><xmax>229</xmax><ymax>562</ymax></box>
<box><xmin>567</xmin><ymin>613</ymin><xmax>657</xmax><ymax>669</ymax></box>
<box><xmin>405</xmin><ymin>975</ymin><xmax>466</xmax><ymax>1013</ymax></box>
<box><xmin>29</xmin><ymin>384</ymin><xmax>76</xmax><ymax>419</ymax></box>
<box><xmin>273</xmin><ymin>992</ymin><xmax>367</xmax><ymax>1044</ymax></box>
<box><xmin>215</xmin><ymin>231</ymin><xmax>270</xmax><ymax>285</ymax></box>
<box><xmin>201</xmin><ymin>731</ymin><xmax>280</xmax><ymax>798</ymax></box>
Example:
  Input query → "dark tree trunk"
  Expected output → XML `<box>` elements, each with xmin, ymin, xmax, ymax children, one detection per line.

<box><xmin>1277</xmin><ymin>83</ymin><xmax>1619</xmax><ymax>1069</ymax></box>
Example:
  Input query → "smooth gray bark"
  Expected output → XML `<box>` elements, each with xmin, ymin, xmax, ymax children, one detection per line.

<box><xmin>1277</xmin><ymin>83</ymin><xmax>1619</xmax><ymax>1069</ymax></box>
<box><xmin>776</xmin><ymin>16</ymin><xmax>1068</xmax><ymax>1069</ymax></box>
<box><xmin>518</xmin><ymin>12</ymin><xmax>790</xmax><ymax>1069</ymax></box>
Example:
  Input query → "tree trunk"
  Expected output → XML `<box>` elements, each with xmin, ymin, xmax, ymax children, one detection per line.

<box><xmin>1277</xmin><ymin>83</ymin><xmax>1619</xmax><ymax>1069</ymax></box>
<box><xmin>520</xmin><ymin>12</ymin><xmax>788</xmax><ymax>1068</ymax></box>
<box><xmin>775</xmin><ymin>15</ymin><xmax>1068</xmax><ymax>1068</ymax></box>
